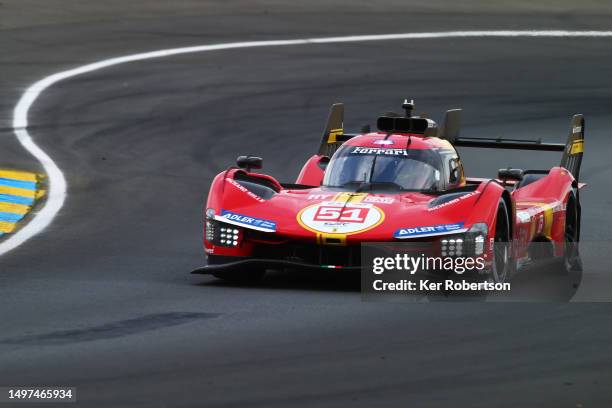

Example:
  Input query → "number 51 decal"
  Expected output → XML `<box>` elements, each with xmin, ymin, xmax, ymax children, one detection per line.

<box><xmin>313</xmin><ymin>206</ymin><xmax>369</xmax><ymax>223</ymax></box>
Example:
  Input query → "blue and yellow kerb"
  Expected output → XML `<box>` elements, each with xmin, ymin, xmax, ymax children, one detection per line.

<box><xmin>0</xmin><ymin>170</ymin><xmax>45</xmax><ymax>237</ymax></box>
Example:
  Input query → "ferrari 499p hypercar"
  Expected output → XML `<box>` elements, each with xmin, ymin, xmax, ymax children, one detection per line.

<box><xmin>192</xmin><ymin>100</ymin><xmax>584</xmax><ymax>284</ymax></box>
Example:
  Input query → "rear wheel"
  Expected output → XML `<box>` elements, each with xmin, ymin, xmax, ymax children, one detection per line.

<box><xmin>546</xmin><ymin>191</ymin><xmax>582</xmax><ymax>300</ymax></box>
<box><xmin>560</xmin><ymin>191</ymin><xmax>581</xmax><ymax>273</ymax></box>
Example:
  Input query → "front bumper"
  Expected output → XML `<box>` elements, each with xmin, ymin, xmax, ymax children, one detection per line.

<box><xmin>193</xmin><ymin>240</ymin><xmax>435</xmax><ymax>275</ymax></box>
<box><xmin>191</xmin><ymin>256</ymin><xmax>361</xmax><ymax>274</ymax></box>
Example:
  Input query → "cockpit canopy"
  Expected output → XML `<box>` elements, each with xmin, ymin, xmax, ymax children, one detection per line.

<box><xmin>322</xmin><ymin>143</ymin><xmax>463</xmax><ymax>192</ymax></box>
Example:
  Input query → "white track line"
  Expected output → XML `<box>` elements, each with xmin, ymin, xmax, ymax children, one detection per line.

<box><xmin>4</xmin><ymin>30</ymin><xmax>612</xmax><ymax>256</ymax></box>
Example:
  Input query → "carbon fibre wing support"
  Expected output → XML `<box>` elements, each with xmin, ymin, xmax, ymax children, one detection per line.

<box><xmin>560</xmin><ymin>114</ymin><xmax>585</xmax><ymax>181</ymax></box>
<box><xmin>317</xmin><ymin>103</ymin><xmax>357</xmax><ymax>157</ymax></box>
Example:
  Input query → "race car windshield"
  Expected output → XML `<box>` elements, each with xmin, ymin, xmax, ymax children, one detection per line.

<box><xmin>323</xmin><ymin>145</ymin><xmax>442</xmax><ymax>191</ymax></box>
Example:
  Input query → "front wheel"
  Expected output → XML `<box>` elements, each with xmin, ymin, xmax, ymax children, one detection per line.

<box><xmin>488</xmin><ymin>199</ymin><xmax>513</xmax><ymax>284</ymax></box>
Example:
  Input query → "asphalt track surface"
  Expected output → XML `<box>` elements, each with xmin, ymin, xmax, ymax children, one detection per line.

<box><xmin>1</xmin><ymin>2</ymin><xmax>612</xmax><ymax>407</ymax></box>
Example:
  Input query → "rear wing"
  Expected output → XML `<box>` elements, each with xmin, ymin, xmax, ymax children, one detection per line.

<box><xmin>317</xmin><ymin>102</ymin><xmax>585</xmax><ymax>182</ymax></box>
<box><xmin>440</xmin><ymin>109</ymin><xmax>585</xmax><ymax>181</ymax></box>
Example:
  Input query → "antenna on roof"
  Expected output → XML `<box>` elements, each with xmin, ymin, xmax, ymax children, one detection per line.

<box><xmin>402</xmin><ymin>99</ymin><xmax>415</xmax><ymax>118</ymax></box>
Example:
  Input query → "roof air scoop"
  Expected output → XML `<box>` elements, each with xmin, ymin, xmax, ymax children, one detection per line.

<box><xmin>377</xmin><ymin>99</ymin><xmax>438</xmax><ymax>136</ymax></box>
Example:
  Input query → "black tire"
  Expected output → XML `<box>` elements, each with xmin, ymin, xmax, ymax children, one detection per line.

<box><xmin>489</xmin><ymin>199</ymin><xmax>512</xmax><ymax>283</ymax></box>
<box><xmin>559</xmin><ymin>191</ymin><xmax>582</xmax><ymax>273</ymax></box>
<box><xmin>427</xmin><ymin>198</ymin><xmax>512</xmax><ymax>302</ymax></box>
<box><xmin>213</xmin><ymin>268</ymin><xmax>266</xmax><ymax>285</ymax></box>
<box><xmin>543</xmin><ymin>191</ymin><xmax>582</xmax><ymax>300</ymax></box>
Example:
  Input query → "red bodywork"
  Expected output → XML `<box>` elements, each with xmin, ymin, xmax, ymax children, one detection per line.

<box><xmin>201</xmin><ymin>131</ymin><xmax>578</xmax><ymax>269</ymax></box>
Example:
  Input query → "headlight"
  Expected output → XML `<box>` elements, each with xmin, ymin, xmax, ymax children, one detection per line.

<box><xmin>205</xmin><ymin>220</ymin><xmax>215</xmax><ymax>242</ymax></box>
<box><xmin>219</xmin><ymin>226</ymin><xmax>240</xmax><ymax>247</ymax></box>
<box><xmin>440</xmin><ymin>237</ymin><xmax>464</xmax><ymax>257</ymax></box>
<box><xmin>439</xmin><ymin>223</ymin><xmax>487</xmax><ymax>257</ymax></box>
<box><xmin>205</xmin><ymin>208</ymin><xmax>216</xmax><ymax>242</ymax></box>
<box><xmin>467</xmin><ymin>223</ymin><xmax>488</xmax><ymax>256</ymax></box>
<box><xmin>206</xmin><ymin>219</ymin><xmax>242</xmax><ymax>247</ymax></box>
<box><xmin>204</xmin><ymin>209</ymin><xmax>242</xmax><ymax>247</ymax></box>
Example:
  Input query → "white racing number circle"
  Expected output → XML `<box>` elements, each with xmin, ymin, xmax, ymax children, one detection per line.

<box><xmin>297</xmin><ymin>202</ymin><xmax>384</xmax><ymax>234</ymax></box>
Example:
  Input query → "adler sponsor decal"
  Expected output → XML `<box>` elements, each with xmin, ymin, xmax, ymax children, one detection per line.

<box><xmin>394</xmin><ymin>222</ymin><xmax>466</xmax><ymax>239</ymax></box>
<box><xmin>218</xmin><ymin>210</ymin><xmax>276</xmax><ymax>232</ymax></box>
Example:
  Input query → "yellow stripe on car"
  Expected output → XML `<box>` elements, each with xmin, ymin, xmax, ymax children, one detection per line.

<box><xmin>542</xmin><ymin>206</ymin><xmax>554</xmax><ymax>238</ymax></box>
<box><xmin>570</xmin><ymin>139</ymin><xmax>584</xmax><ymax>155</ymax></box>
<box><xmin>327</xmin><ymin>128</ymin><xmax>343</xmax><ymax>144</ymax></box>
<box><xmin>316</xmin><ymin>232</ymin><xmax>347</xmax><ymax>245</ymax></box>
<box><xmin>332</xmin><ymin>192</ymin><xmax>368</xmax><ymax>203</ymax></box>
<box><xmin>517</xmin><ymin>201</ymin><xmax>559</xmax><ymax>239</ymax></box>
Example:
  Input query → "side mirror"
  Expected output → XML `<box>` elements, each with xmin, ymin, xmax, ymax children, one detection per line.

<box><xmin>237</xmin><ymin>156</ymin><xmax>263</xmax><ymax>172</ymax></box>
<box><xmin>498</xmin><ymin>168</ymin><xmax>524</xmax><ymax>182</ymax></box>
<box><xmin>449</xmin><ymin>158</ymin><xmax>460</xmax><ymax>183</ymax></box>
<box><xmin>449</xmin><ymin>167</ymin><xmax>459</xmax><ymax>183</ymax></box>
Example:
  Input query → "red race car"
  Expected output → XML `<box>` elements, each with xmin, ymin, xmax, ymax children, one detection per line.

<box><xmin>192</xmin><ymin>100</ymin><xmax>584</xmax><ymax>283</ymax></box>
